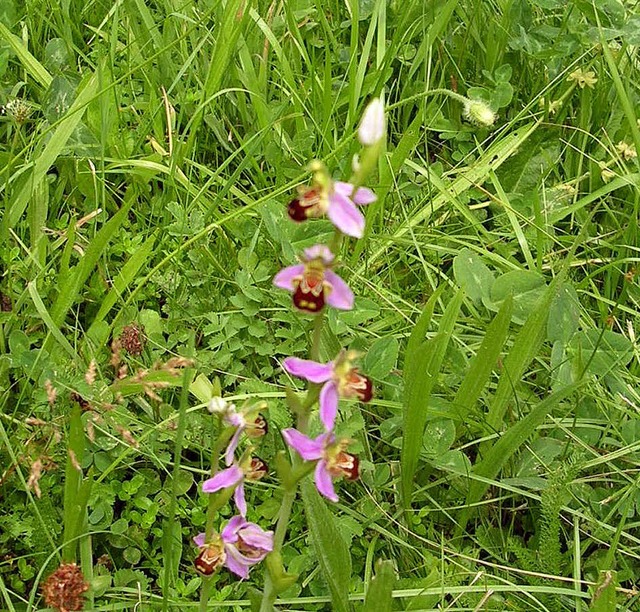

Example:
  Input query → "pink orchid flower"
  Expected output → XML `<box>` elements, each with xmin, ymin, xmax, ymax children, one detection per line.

<box><xmin>283</xmin><ymin>351</ymin><xmax>373</xmax><ymax>431</ymax></box>
<box><xmin>288</xmin><ymin>179</ymin><xmax>376</xmax><ymax>238</ymax></box>
<box><xmin>208</xmin><ymin>398</ymin><xmax>268</xmax><ymax>466</ymax></box>
<box><xmin>282</xmin><ymin>429</ymin><xmax>359</xmax><ymax>502</ymax></box>
<box><xmin>273</xmin><ymin>245</ymin><xmax>353</xmax><ymax>314</ymax></box>
<box><xmin>193</xmin><ymin>516</ymin><xmax>273</xmax><ymax>579</ymax></box>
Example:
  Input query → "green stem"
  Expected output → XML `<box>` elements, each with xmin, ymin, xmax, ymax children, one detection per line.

<box><xmin>199</xmin><ymin>426</ymin><xmax>234</xmax><ymax>612</ymax></box>
<box><xmin>162</xmin><ymin>367</ymin><xmax>193</xmax><ymax>612</ymax></box>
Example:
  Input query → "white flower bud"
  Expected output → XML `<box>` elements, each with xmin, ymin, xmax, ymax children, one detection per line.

<box><xmin>208</xmin><ymin>396</ymin><xmax>229</xmax><ymax>414</ymax></box>
<box><xmin>463</xmin><ymin>99</ymin><xmax>496</xmax><ymax>128</ymax></box>
<box><xmin>358</xmin><ymin>98</ymin><xmax>386</xmax><ymax>145</ymax></box>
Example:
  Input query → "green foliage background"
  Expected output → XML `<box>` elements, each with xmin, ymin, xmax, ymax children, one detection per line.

<box><xmin>0</xmin><ymin>0</ymin><xmax>639</xmax><ymax>609</ymax></box>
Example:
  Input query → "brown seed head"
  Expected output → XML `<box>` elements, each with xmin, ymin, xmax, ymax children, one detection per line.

<box><xmin>120</xmin><ymin>323</ymin><xmax>145</xmax><ymax>356</ymax></box>
<box><xmin>41</xmin><ymin>562</ymin><xmax>89</xmax><ymax>612</ymax></box>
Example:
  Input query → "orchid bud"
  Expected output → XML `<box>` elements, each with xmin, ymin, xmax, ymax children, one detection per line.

<box><xmin>358</xmin><ymin>98</ymin><xmax>386</xmax><ymax>145</ymax></box>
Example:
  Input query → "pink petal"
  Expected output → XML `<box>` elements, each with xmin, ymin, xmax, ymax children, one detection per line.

<box><xmin>351</xmin><ymin>186</ymin><xmax>377</xmax><ymax>205</ymax></box>
<box><xmin>202</xmin><ymin>465</ymin><xmax>244</xmax><ymax>493</ymax></box>
<box><xmin>283</xmin><ymin>357</ymin><xmax>334</xmax><ymax>383</ymax></box>
<box><xmin>282</xmin><ymin>428</ymin><xmax>324</xmax><ymax>460</ymax></box>
<box><xmin>225</xmin><ymin>427</ymin><xmax>243</xmax><ymax>466</ymax></box>
<box><xmin>303</xmin><ymin>244</ymin><xmax>334</xmax><ymax>264</ymax></box>
<box><xmin>224</xmin><ymin>545</ymin><xmax>250</xmax><ymax>579</ymax></box>
<box><xmin>234</xmin><ymin>482</ymin><xmax>247</xmax><ymax>516</ymax></box>
<box><xmin>193</xmin><ymin>533</ymin><xmax>206</xmax><ymax>547</ymax></box>
<box><xmin>333</xmin><ymin>181</ymin><xmax>356</xmax><ymax>197</ymax></box>
<box><xmin>324</xmin><ymin>270</ymin><xmax>354</xmax><ymax>310</ymax></box>
<box><xmin>273</xmin><ymin>264</ymin><xmax>305</xmax><ymax>291</ymax></box>
<box><xmin>238</xmin><ymin>525</ymin><xmax>274</xmax><ymax>552</ymax></box>
<box><xmin>334</xmin><ymin>182</ymin><xmax>376</xmax><ymax>204</ymax></box>
<box><xmin>314</xmin><ymin>460</ymin><xmax>338</xmax><ymax>502</ymax></box>
<box><xmin>319</xmin><ymin>381</ymin><xmax>339</xmax><ymax>431</ymax></box>
<box><xmin>327</xmin><ymin>192</ymin><xmax>365</xmax><ymax>238</ymax></box>
<box><xmin>221</xmin><ymin>515</ymin><xmax>247</xmax><ymax>542</ymax></box>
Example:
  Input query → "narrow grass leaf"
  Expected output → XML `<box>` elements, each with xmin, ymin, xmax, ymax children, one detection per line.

<box><xmin>482</xmin><ymin>277</ymin><xmax>563</xmax><ymax>447</ymax></box>
<box><xmin>5</xmin><ymin>70</ymin><xmax>99</xmax><ymax>229</ymax></box>
<box><xmin>87</xmin><ymin>231</ymin><xmax>157</xmax><ymax>338</ymax></box>
<box><xmin>27</xmin><ymin>281</ymin><xmax>78</xmax><ymax>360</ymax></box>
<box><xmin>459</xmin><ymin>381</ymin><xmax>582</xmax><ymax>532</ymax></box>
<box><xmin>0</xmin><ymin>22</ymin><xmax>52</xmax><ymax>88</ymax></box>
<box><xmin>301</xmin><ymin>480</ymin><xmax>352</xmax><ymax>612</ymax></box>
<box><xmin>401</xmin><ymin>289</ymin><xmax>463</xmax><ymax>507</ymax></box>
<box><xmin>50</xmin><ymin>196</ymin><xmax>134</xmax><ymax>327</ymax></box>
<box><xmin>452</xmin><ymin>295</ymin><xmax>512</xmax><ymax>423</ymax></box>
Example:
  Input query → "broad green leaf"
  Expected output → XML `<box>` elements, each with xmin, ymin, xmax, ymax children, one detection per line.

<box><xmin>363</xmin><ymin>337</ymin><xmax>399</xmax><ymax>380</ymax></box>
<box><xmin>547</xmin><ymin>283</ymin><xmax>580</xmax><ymax>344</ymax></box>
<box><xmin>569</xmin><ymin>329</ymin><xmax>634</xmax><ymax>376</ymax></box>
<box><xmin>487</xmin><ymin>270</ymin><xmax>546</xmax><ymax>324</ymax></box>
<box><xmin>401</xmin><ymin>289</ymin><xmax>463</xmax><ymax>507</ymax></box>
<box><xmin>452</xmin><ymin>248</ymin><xmax>495</xmax><ymax>305</ymax></box>
<box><xmin>362</xmin><ymin>560</ymin><xmax>395</xmax><ymax>612</ymax></box>
<box><xmin>301</xmin><ymin>480</ymin><xmax>352</xmax><ymax>612</ymax></box>
<box><xmin>452</xmin><ymin>296</ymin><xmax>512</xmax><ymax>423</ymax></box>
<box><xmin>589</xmin><ymin>570</ymin><xmax>617</xmax><ymax>611</ymax></box>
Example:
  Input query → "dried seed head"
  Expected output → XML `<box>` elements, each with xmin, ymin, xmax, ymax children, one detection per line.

<box><xmin>85</xmin><ymin>360</ymin><xmax>97</xmax><ymax>386</ymax></box>
<box><xmin>120</xmin><ymin>324</ymin><xmax>145</xmax><ymax>356</ymax></box>
<box><xmin>44</xmin><ymin>380</ymin><xmax>57</xmax><ymax>406</ymax></box>
<box><xmin>27</xmin><ymin>458</ymin><xmax>44</xmax><ymax>498</ymax></box>
<box><xmin>41</xmin><ymin>562</ymin><xmax>89</xmax><ymax>612</ymax></box>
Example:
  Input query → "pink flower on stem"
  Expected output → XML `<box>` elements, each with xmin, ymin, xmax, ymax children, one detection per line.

<box><xmin>283</xmin><ymin>350</ymin><xmax>373</xmax><ymax>431</ymax></box>
<box><xmin>273</xmin><ymin>245</ymin><xmax>354</xmax><ymax>314</ymax></box>
<box><xmin>282</xmin><ymin>429</ymin><xmax>359</xmax><ymax>502</ymax></box>
<box><xmin>193</xmin><ymin>516</ymin><xmax>273</xmax><ymax>579</ymax></box>
<box><xmin>287</xmin><ymin>163</ymin><xmax>376</xmax><ymax>238</ymax></box>
<box><xmin>208</xmin><ymin>398</ymin><xmax>268</xmax><ymax>466</ymax></box>
<box><xmin>202</xmin><ymin>464</ymin><xmax>247</xmax><ymax>516</ymax></box>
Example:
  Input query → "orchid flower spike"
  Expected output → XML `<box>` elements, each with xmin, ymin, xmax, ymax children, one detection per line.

<box><xmin>193</xmin><ymin>516</ymin><xmax>273</xmax><ymax>579</ymax></box>
<box><xmin>282</xmin><ymin>429</ymin><xmax>359</xmax><ymax>502</ymax></box>
<box><xmin>287</xmin><ymin>161</ymin><xmax>376</xmax><ymax>238</ymax></box>
<box><xmin>273</xmin><ymin>244</ymin><xmax>354</xmax><ymax>314</ymax></box>
<box><xmin>283</xmin><ymin>350</ymin><xmax>373</xmax><ymax>431</ymax></box>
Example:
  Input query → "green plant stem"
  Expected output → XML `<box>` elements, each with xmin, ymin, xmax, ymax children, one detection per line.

<box><xmin>199</xmin><ymin>426</ymin><xmax>235</xmax><ymax>612</ymax></box>
<box><xmin>162</xmin><ymin>367</ymin><xmax>193</xmax><ymax>612</ymax></box>
<box><xmin>260</xmin><ymin>308</ymin><xmax>328</xmax><ymax>611</ymax></box>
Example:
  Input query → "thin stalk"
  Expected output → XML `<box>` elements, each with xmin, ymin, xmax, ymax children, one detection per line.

<box><xmin>162</xmin><ymin>367</ymin><xmax>193</xmax><ymax>612</ymax></box>
<box><xmin>199</xmin><ymin>426</ymin><xmax>235</xmax><ymax>612</ymax></box>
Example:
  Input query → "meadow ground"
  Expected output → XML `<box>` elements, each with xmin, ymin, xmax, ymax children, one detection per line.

<box><xmin>1</xmin><ymin>0</ymin><xmax>640</xmax><ymax>610</ymax></box>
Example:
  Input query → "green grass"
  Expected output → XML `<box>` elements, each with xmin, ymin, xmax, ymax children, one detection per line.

<box><xmin>1</xmin><ymin>0</ymin><xmax>640</xmax><ymax>610</ymax></box>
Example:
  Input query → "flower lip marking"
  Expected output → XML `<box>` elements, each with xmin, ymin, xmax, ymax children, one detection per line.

<box><xmin>273</xmin><ymin>245</ymin><xmax>354</xmax><ymax>314</ymax></box>
<box><xmin>194</xmin><ymin>538</ymin><xmax>226</xmax><ymax>576</ymax></box>
<box><xmin>288</xmin><ymin>186</ymin><xmax>323</xmax><ymax>221</ymax></box>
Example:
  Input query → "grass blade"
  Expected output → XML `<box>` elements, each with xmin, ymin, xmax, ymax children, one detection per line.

<box><xmin>458</xmin><ymin>381</ymin><xmax>582</xmax><ymax>533</ymax></box>
<box><xmin>401</xmin><ymin>289</ymin><xmax>463</xmax><ymax>508</ymax></box>
<box><xmin>452</xmin><ymin>295</ymin><xmax>513</xmax><ymax>423</ymax></box>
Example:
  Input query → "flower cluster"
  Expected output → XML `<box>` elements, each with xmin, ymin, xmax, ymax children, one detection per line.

<box><xmin>196</xmin><ymin>397</ymin><xmax>273</xmax><ymax>579</ymax></box>
<box><xmin>274</xmin><ymin>99</ymin><xmax>383</xmax><ymax>502</ymax></box>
